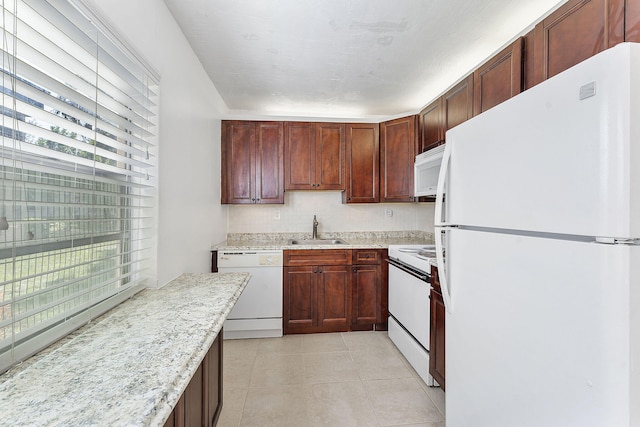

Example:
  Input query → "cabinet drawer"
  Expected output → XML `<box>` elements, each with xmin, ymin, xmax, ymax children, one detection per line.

<box><xmin>352</xmin><ymin>249</ymin><xmax>382</xmax><ymax>265</ymax></box>
<box><xmin>284</xmin><ymin>249</ymin><xmax>352</xmax><ymax>266</ymax></box>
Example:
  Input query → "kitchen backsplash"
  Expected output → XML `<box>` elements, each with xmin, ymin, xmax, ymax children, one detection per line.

<box><xmin>227</xmin><ymin>191</ymin><xmax>435</xmax><ymax>233</ymax></box>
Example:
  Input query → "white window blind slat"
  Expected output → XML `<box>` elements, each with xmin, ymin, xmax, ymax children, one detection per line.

<box><xmin>0</xmin><ymin>156</ymin><xmax>156</xmax><ymax>189</ymax></box>
<box><xmin>2</xmin><ymin>52</ymin><xmax>155</xmax><ymax>140</ymax></box>
<box><xmin>7</xmin><ymin>75</ymin><xmax>152</xmax><ymax>155</ymax></box>
<box><xmin>1</xmin><ymin>96</ymin><xmax>154</xmax><ymax>170</ymax></box>
<box><xmin>0</xmin><ymin>0</ymin><xmax>158</xmax><ymax>373</ymax></box>
<box><xmin>19</xmin><ymin>0</ymin><xmax>158</xmax><ymax>106</ymax></box>
<box><xmin>1</xmin><ymin>137</ymin><xmax>150</xmax><ymax>178</ymax></box>
<box><xmin>6</xmin><ymin>9</ymin><xmax>157</xmax><ymax>118</ymax></box>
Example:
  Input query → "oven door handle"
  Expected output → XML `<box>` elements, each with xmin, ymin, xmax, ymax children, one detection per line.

<box><xmin>386</xmin><ymin>258</ymin><xmax>429</xmax><ymax>282</ymax></box>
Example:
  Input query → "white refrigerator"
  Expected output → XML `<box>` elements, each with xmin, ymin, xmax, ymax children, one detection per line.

<box><xmin>435</xmin><ymin>42</ymin><xmax>640</xmax><ymax>427</ymax></box>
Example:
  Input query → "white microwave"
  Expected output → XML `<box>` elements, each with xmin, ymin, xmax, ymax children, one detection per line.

<box><xmin>414</xmin><ymin>145</ymin><xmax>445</xmax><ymax>197</ymax></box>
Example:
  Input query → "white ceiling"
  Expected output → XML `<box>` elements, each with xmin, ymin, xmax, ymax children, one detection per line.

<box><xmin>162</xmin><ymin>0</ymin><xmax>566</xmax><ymax>120</ymax></box>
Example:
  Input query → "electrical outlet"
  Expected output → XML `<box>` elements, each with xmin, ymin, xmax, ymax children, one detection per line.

<box><xmin>274</xmin><ymin>209</ymin><xmax>281</xmax><ymax>220</ymax></box>
<box><xmin>385</xmin><ymin>208</ymin><xmax>393</xmax><ymax>218</ymax></box>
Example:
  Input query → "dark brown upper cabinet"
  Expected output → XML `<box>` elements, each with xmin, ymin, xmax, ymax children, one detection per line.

<box><xmin>379</xmin><ymin>115</ymin><xmax>417</xmax><ymax>203</ymax></box>
<box><xmin>418</xmin><ymin>75</ymin><xmax>473</xmax><ymax>155</ymax></box>
<box><xmin>473</xmin><ymin>37</ymin><xmax>524</xmax><ymax>116</ymax></box>
<box><xmin>626</xmin><ymin>0</ymin><xmax>640</xmax><ymax>42</ymax></box>
<box><xmin>444</xmin><ymin>74</ymin><xmax>474</xmax><ymax>132</ymax></box>
<box><xmin>221</xmin><ymin>121</ymin><xmax>284</xmax><ymax>204</ymax></box>
<box><xmin>343</xmin><ymin>123</ymin><xmax>380</xmax><ymax>204</ymax></box>
<box><xmin>284</xmin><ymin>122</ymin><xmax>345</xmax><ymax>191</ymax></box>
<box><xmin>418</xmin><ymin>98</ymin><xmax>444</xmax><ymax>154</ymax></box>
<box><xmin>532</xmin><ymin>0</ymin><xmax>624</xmax><ymax>86</ymax></box>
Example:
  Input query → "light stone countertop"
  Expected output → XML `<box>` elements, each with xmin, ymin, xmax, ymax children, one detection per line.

<box><xmin>0</xmin><ymin>272</ymin><xmax>250</xmax><ymax>427</ymax></box>
<box><xmin>213</xmin><ymin>230</ymin><xmax>434</xmax><ymax>251</ymax></box>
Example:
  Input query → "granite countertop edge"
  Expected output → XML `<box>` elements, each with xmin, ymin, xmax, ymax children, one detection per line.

<box><xmin>0</xmin><ymin>272</ymin><xmax>251</xmax><ymax>427</ymax></box>
<box><xmin>213</xmin><ymin>230</ymin><xmax>435</xmax><ymax>251</ymax></box>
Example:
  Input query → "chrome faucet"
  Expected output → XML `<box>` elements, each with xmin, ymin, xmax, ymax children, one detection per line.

<box><xmin>312</xmin><ymin>215</ymin><xmax>319</xmax><ymax>239</ymax></box>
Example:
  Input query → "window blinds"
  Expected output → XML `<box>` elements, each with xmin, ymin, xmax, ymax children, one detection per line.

<box><xmin>0</xmin><ymin>0</ymin><xmax>158</xmax><ymax>373</ymax></box>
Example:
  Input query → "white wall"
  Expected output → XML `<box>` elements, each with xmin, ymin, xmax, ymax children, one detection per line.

<box><xmin>227</xmin><ymin>192</ymin><xmax>434</xmax><ymax>235</ymax></box>
<box><xmin>83</xmin><ymin>0</ymin><xmax>434</xmax><ymax>284</ymax></box>
<box><xmin>85</xmin><ymin>0</ymin><xmax>228</xmax><ymax>286</ymax></box>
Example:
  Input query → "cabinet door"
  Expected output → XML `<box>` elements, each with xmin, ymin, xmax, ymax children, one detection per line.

<box><xmin>285</xmin><ymin>122</ymin><xmax>316</xmax><ymax>190</ymax></box>
<box><xmin>473</xmin><ymin>38</ymin><xmax>524</xmax><ymax>116</ymax></box>
<box><xmin>627</xmin><ymin>0</ymin><xmax>640</xmax><ymax>42</ymax></box>
<box><xmin>380</xmin><ymin>115</ymin><xmax>416</xmax><ymax>202</ymax></box>
<box><xmin>283</xmin><ymin>266</ymin><xmax>316</xmax><ymax>334</ymax></box>
<box><xmin>444</xmin><ymin>75</ymin><xmax>474</xmax><ymax>132</ymax></box>
<box><xmin>429</xmin><ymin>266</ymin><xmax>445</xmax><ymax>391</ymax></box>
<box><xmin>532</xmin><ymin>0</ymin><xmax>624</xmax><ymax>85</ymax></box>
<box><xmin>317</xmin><ymin>265</ymin><xmax>351</xmax><ymax>332</ymax></box>
<box><xmin>205</xmin><ymin>334</ymin><xmax>223</xmax><ymax>427</ymax></box>
<box><xmin>184</xmin><ymin>364</ymin><xmax>205</xmax><ymax>427</ymax></box>
<box><xmin>418</xmin><ymin>98</ymin><xmax>444</xmax><ymax>154</ymax></box>
<box><xmin>351</xmin><ymin>264</ymin><xmax>379</xmax><ymax>331</ymax></box>
<box><xmin>255</xmin><ymin>122</ymin><xmax>284</xmax><ymax>204</ymax></box>
<box><xmin>221</xmin><ymin>121</ymin><xmax>255</xmax><ymax>204</ymax></box>
<box><xmin>429</xmin><ymin>288</ymin><xmax>446</xmax><ymax>391</ymax></box>
<box><xmin>344</xmin><ymin>123</ymin><xmax>379</xmax><ymax>203</ymax></box>
<box><xmin>315</xmin><ymin>122</ymin><xmax>345</xmax><ymax>190</ymax></box>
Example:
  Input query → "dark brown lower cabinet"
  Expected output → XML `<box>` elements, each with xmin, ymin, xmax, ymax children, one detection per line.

<box><xmin>351</xmin><ymin>264</ymin><xmax>378</xmax><ymax>331</ymax></box>
<box><xmin>283</xmin><ymin>264</ymin><xmax>351</xmax><ymax>334</ymax></box>
<box><xmin>164</xmin><ymin>331</ymin><xmax>223</xmax><ymax>427</ymax></box>
<box><xmin>283</xmin><ymin>249</ymin><xmax>389</xmax><ymax>334</ymax></box>
<box><xmin>429</xmin><ymin>266</ymin><xmax>445</xmax><ymax>391</ymax></box>
<box><xmin>351</xmin><ymin>249</ymin><xmax>387</xmax><ymax>331</ymax></box>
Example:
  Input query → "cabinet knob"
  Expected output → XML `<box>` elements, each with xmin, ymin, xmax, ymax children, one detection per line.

<box><xmin>353</xmin><ymin>268</ymin><xmax>357</xmax><ymax>273</ymax></box>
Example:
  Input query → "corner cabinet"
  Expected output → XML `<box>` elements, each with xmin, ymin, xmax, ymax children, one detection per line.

<box><xmin>163</xmin><ymin>332</ymin><xmax>223</xmax><ymax>427</ymax></box>
<box><xmin>379</xmin><ymin>115</ymin><xmax>417</xmax><ymax>202</ymax></box>
<box><xmin>221</xmin><ymin>121</ymin><xmax>284</xmax><ymax>204</ymax></box>
<box><xmin>343</xmin><ymin>123</ymin><xmax>380</xmax><ymax>203</ymax></box>
<box><xmin>284</xmin><ymin>122</ymin><xmax>346</xmax><ymax>191</ymax></box>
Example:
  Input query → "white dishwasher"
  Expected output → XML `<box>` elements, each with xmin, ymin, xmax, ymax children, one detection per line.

<box><xmin>217</xmin><ymin>249</ymin><xmax>283</xmax><ymax>339</ymax></box>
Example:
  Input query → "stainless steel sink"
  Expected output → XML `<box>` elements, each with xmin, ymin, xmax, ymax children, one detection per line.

<box><xmin>288</xmin><ymin>239</ymin><xmax>348</xmax><ymax>245</ymax></box>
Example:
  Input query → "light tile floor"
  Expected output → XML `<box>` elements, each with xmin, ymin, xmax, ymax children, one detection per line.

<box><xmin>218</xmin><ymin>331</ymin><xmax>445</xmax><ymax>427</ymax></box>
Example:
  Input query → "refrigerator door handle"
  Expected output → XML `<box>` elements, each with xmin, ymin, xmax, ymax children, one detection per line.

<box><xmin>435</xmin><ymin>226</ymin><xmax>453</xmax><ymax>314</ymax></box>
<box><xmin>434</xmin><ymin>141</ymin><xmax>451</xmax><ymax>227</ymax></box>
<box><xmin>435</xmin><ymin>142</ymin><xmax>453</xmax><ymax>313</ymax></box>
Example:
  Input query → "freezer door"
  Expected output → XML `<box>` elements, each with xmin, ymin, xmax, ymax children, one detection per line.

<box><xmin>445</xmin><ymin>228</ymin><xmax>638</xmax><ymax>427</ymax></box>
<box><xmin>443</xmin><ymin>43</ymin><xmax>640</xmax><ymax>239</ymax></box>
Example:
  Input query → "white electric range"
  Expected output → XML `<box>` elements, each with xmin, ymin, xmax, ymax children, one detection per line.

<box><xmin>387</xmin><ymin>244</ymin><xmax>438</xmax><ymax>387</ymax></box>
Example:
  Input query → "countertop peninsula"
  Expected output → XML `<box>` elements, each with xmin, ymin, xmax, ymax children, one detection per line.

<box><xmin>0</xmin><ymin>272</ymin><xmax>250</xmax><ymax>427</ymax></box>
